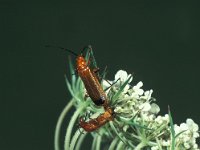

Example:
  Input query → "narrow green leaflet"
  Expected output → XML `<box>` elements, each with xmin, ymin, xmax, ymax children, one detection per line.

<box><xmin>68</xmin><ymin>56</ymin><xmax>76</xmax><ymax>91</ymax></box>
<box><xmin>112</xmin><ymin>75</ymin><xmax>133</xmax><ymax>103</ymax></box>
<box><xmin>168</xmin><ymin>107</ymin><xmax>175</xmax><ymax>150</ymax></box>
<box><xmin>120</xmin><ymin>117</ymin><xmax>153</xmax><ymax>131</ymax></box>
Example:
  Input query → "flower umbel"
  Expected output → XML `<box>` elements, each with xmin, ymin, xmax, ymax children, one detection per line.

<box><xmin>55</xmin><ymin>67</ymin><xmax>199</xmax><ymax>150</ymax></box>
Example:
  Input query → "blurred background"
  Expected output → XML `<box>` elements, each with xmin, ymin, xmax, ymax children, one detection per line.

<box><xmin>1</xmin><ymin>1</ymin><xmax>200</xmax><ymax>150</ymax></box>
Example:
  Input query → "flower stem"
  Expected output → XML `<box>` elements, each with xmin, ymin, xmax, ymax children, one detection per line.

<box><xmin>91</xmin><ymin>134</ymin><xmax>98</xmax><ymax>150</ymax></box>
<box><xmin>116</xmin><ymin>141</ymin><xmax>124</xmax><ymax>150</ymax></box>
<box><xmin>95</xmin><ymin>135</ymin><xmax>102</xmax><ymax>150</ymax></box>
<box><xmin>109</xmin><ymin>122</ymin><xmax>126</xmax><ymax>144</ymax></box>
<box><xmin>54</xmin><ymin>99</ymin><xmax>75</xmax><ymax>150</ymax></box>
<box><xmin>64</xmin><ymin>101</ymin><xmax>89</xmax><ymax>150</ymax></box>
<box><xmin>135</xmin><ymin>142</ymin><xmax>146</xmax><ymax>150</ymax></box>
<box><xmin>70</xmin><ymin>129</ymin><xmax>81</xmax><ymax>150</ymax></box>
<box><xmin>75</xmin><ymin>133</ymin><xmax>87</xmax><ymax>150</ymax></box>
<box><xmin>108</xmin><ymin>137</ymin><xmax>119</xmax><ymax>150</ymax></box>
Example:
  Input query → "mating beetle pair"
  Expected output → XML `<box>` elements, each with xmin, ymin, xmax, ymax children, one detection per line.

<box><xmin>48</xmin><ymin>45</ymin><xmax>114</xmax><ymax>132</ymax></box>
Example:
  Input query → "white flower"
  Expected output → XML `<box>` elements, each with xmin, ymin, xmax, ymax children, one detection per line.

<box><xmin>133</xmin><ymin>81</ymin><xmax>144</xmax><ymax>95</ymax></box>
<box><xmin>128</xmin><ymin>81</ymin><xmax>144</xmax><ymax>99</ymax></box>
<box><xmin>173</xmin><ymin>119</ymin><xmax>199</xmax><ymax>149</ymax></box>
<box><xmin>140</xmin><ymin>89</ymin><xmax>153</xmax><ymax>101</ymax></box>
<box><xmin>180</xmin><ymin>122</ymin><xmax>189</xmax><ymax>131</ymax></box>
<box><xmin>114</xmin><ymin>106</ymin><xmax>123</xmax><ymax>113</ymax></box>
<box><xmin>149</xmin><ymin>103</ymin><xmax>160</xmax><ymax>114</ymax></box>
<box><xmin>114</xmin><ymin>70</ymin><xmax>133</xmax><ymax>83</ymax></box>
<box><xmin>139</xmin><ymin>102</ymin><xmax>151</xmax><ymax>112</ymax></box>
<box><xmin>141</xmin><ymin>113</ymin><xmax>154</xmax><ymax>122</ymax></box>
<box><xmin>102</xmin><ymin>79</ymin><xmax>112</xmax><ymax>89</ymax></box>
<box><xmin>184</xmin><ymin>142</ymin><xmax>191</xmax><ymax>149</ymax></box>
<box><xmin>193</xmin><ymin>144</ymin><xmax>198</xmax><ymax>149</ymax></box>
<box><xmin>151</xmin><ymin>146</ymin><xmax>159</xmax><ymax>150</ymax></box>
<box><xmin>102</xmin><ymin>70</ymin><xmax>199</xmax><ymax>149</ymax></box>
<box><xmin>66</xmin><ymin>55</ymin><xmax>200</xmax><ymax>150</ymax></box>
<box><xmin>174</xmin><ymin>124</ymin><xmax>181</xmax><ymax>135</ymax></box>
<box><xmin>162</xmin><ymin>140</ymin><xmax>170</xmax><ymax>146</ymax></box>
<box><xmin>153</xmin><ymin>114</ymin><xmax>169</xmax><ymax>127</ymax></box>
<box><xmin>186</xmin><ymin>119</ymin><xmax>199</xmax><ymax>133</ymax></box>
<box><xmin>155</xmin><ymin>115</ymin><xmax>164</xmax><ymax>124</ymax></box>
<box><xmin>163</xmin><ymin>114</ymin><xmax>169</xmax><ymax>122</ymax></box>
<box><xmin>102</xmin><ymin>79</ymin><xmax>113</xmax><ymax>94</ymax></box>
<box><xmin>126</xmin><ymin>100</ymin><xmax>136</xmax><ymax>106</ymax></box>
<box><xmin>113</xmin><ymin>70</ymin><xmax>133</xmax><ymax>94</ymax></box>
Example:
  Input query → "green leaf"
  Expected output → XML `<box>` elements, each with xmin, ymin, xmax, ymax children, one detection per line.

<box><xmin>175</xmin><ymin>130</ymin><xmax>186</xmax><ymax>139</ymax></box>
<box><xmin>64</xmin><ymin>75</ymin><xmax>82</xmax><ymax>102</ymax></box>
<box><xmin>112</xmin><ymin>75</ymin><xmax>133</xmax><ymax>103</ymax></box>
<box><xmin>109</xmin><ymin>121</ymin><xmax>127</xmax><ymax>145</ymax></box>
<box><xmin>68</xmin><ymin>56</ymin><xmax>77</xmax><ymax>92</ymax></box>
<box><xmin>100</xmin><ymin>66</ymin><xmax>108</xmax><ymax>84</ymax></box>
<box><xmin>83</xmin><ymin>46</ymin><xmax>90</xmax><ymax>62</ymax></box>
<box><xmin>88</xmin><ymin>45</ymin><xmax>98</xmax><ymax>69</ymax></box>
<box><xmin>121</xmin><ymin>119</ymin><xmax>153</xmax><ymax>131</ymax></box>
<box><xmin>168</xmin><ymin>106</ymin><xmax>175</xmax><ymax>150</ymax></box>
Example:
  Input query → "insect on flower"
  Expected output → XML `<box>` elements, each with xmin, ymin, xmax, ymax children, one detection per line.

<box><xmin>46</xmin><ymin>45</ymin><xmax>109</xmax><ymax>109</ymax></box>
<box><xmin>79</xmin><ymin>107</ymin><xmax>114</xmax><ymax>132</ymax></box>
<box><xmin>75</xmin><ymin>46</ymin><xmax>110</xmax><ymax>109</ymax></box>
<box><xmin>46</xmin><ymin>45</ymin><xmax>115</xmax><ymax>132</ymax></box>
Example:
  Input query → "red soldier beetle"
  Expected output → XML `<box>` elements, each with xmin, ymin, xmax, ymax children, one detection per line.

<box><xmin>46</xmin><ymin>45</ymin><xmax>109</xmax><ymax>109</ymax></box>
<box><xmin>46</xmin><ymin>45</ymin><xmax>116</xmax><ymax>132</ymax></box>
<box><xmin>79</xmin><ymin>107</ymin><xmax>114</xmax><ymax>132</ymax></box>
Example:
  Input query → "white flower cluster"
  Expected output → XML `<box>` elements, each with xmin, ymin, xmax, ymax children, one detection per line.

<box><xmin>103</xmin><ymin>70</ymin><xmax>159</xmax><ymax>118</ymax></box>
<box><xmin>151</xmin><ymin>118</ymin><xmax>200</xmax><ymax>150</ymax></box>
<box><xmin>174</xmin><ymin>119</ymin><xmax>199</xmax><ymax>149</ymax></box>
<box><xmin>102</xmin><ymin>70</ymin><xmax>199</xmax><ymax>149</ymax></box>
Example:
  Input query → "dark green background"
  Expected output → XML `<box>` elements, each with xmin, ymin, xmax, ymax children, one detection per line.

<box><xmin>1</xmin><ymin>1</ymin><xmax>200</xmax><ymax>150</ymax></box>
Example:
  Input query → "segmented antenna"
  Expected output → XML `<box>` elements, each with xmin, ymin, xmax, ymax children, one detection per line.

<box><xmin>45</xmin><ymin>45</ymin><xmax>78</xmax><ymax>56</ymax></box>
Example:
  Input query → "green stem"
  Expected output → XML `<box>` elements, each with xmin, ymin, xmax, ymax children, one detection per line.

<box><xmin>155</xmin><ymin>138</ymin><xmax>162</xmax><ymax>150</ymax></box>
<box><xmin>75</xmin><ymin>133</ymin><xmax>87</xmax><ymax>150</ymax></box>
<box><xmin>91</xmin><ymin>134</ymin><xmax>98</xmax><ymax>150</ymax></box>
<box><xmin>69</xmin><ymin>130</ymin><xmax>81</xmax><ymax>150</ymax></box>
<box><xmin>109</xmin><ymin>122</ymin><xmax>126</xmax><ymax>144</ymax></box>
<box><xmin>64</xmin><ymin>101</ymin><xmax>89</xmax><ymax>150</ymax></box>
<box><xmin>135</xmin><ymin>142</ymin><xmax>146</xmax><ymax>150</ymax></box>
<box><xmin>108</xmin><ymin>137</ymin><xmax>119</xmax><ymax>150</ymax></box>
<box><xmin>116</xmin><ymin>141</ymin><xmax>124</xmax><ymax>150</ymax></box>
<box><xmin>54</xmin><ymin>99</ymin><xmax>74</xmax><ymax>150</ymax></box>
<box><xmin>95</xmin><ymin>135</ymin><xmax>102</xmax><ymax>150</ymax></box>
<box><xmin>89</xmin><ymin>46</ymin><xmax>98</xmax><ymax>68</ymax></box>
<box><xmin>65</xmin><ymin>76</ymin><xmax>82</xmax><ymax>103</ymax></box>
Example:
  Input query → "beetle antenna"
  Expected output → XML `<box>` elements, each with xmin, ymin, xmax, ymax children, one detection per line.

<box><xmin>45</xmin><ymin>45</ymin><xmax>78</xmax><ymax>56</ymax></box>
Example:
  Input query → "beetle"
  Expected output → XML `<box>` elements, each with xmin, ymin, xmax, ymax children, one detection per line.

<box><xmin>46</xmin><ymin>45</ymin><xmax>109</xmax><ymax>109</ymax></box>
<box><xmin>46</xmin><ymin>45</ymin><xmax>115</xmax><ymax>131</ymax></box>
<box><xmin>79</xmin><ymin>107</ymin><xmax>114</xmax><ymax>132</ymax></box>
<box><xmin>75</xmin><ymin>49</ymin><xmax>109</xmax><ymax>109</ymax></box>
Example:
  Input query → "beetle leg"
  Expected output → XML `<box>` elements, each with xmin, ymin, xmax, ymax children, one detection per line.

<box><xmin>104</xmin><ymin>78</ymin><xmax>120</xmax><ymax>92</ymax></box>
<box><xmin>78</xmin><ymin>118</ymin><xmax>86</xmax><ymax>134</ymax></box>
